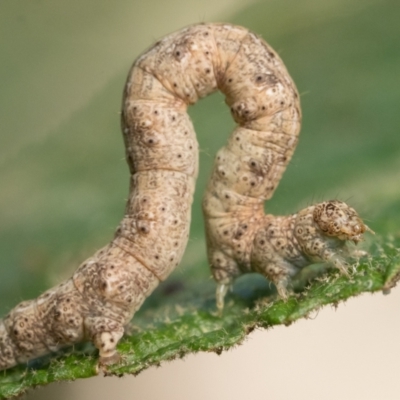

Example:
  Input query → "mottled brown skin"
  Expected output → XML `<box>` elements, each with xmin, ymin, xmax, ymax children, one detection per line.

<box><xmin>0</xmin><ymin>23</ymin><xmax>371</xmax><ymax>371</ymax></box>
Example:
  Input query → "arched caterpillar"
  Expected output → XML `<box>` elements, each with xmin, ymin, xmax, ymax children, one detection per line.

<box><xmin>0</xmin><ymin>23</ymin><xmax>371</xmax><ymax>371</ymax></box>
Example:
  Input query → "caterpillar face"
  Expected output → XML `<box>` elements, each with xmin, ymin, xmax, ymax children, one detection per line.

<box><xmin>0</xmin><ymin>23</ymin><xmax>371</xmax><ymax>371</ymax></box>
<box><xmin>312</xmin><ymin>200</ymin><xmax>372</xmax><ymax>243</ymax></box>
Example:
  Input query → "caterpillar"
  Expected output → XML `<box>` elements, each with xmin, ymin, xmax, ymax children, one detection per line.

<box><xmin>0</xmin><ymin>23</ymin><xmax>371</xmax><ymax>371</ymax></box>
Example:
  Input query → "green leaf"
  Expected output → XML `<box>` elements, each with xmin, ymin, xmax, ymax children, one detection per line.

<box><xmin>1</xmin><ymin>0</ymin><xmax>400</xmax><ymax>398</ymax></box>
<box><xmin>1</xmin><ymin>237</ymin><xmax>399</xmax><ymax>399</ymax></box>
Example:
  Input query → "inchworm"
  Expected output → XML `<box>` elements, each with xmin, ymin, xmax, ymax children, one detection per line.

<box><xmin>0</xmin><ymin>23</ymin><xmax>371</xmax><ymax>371</ymax></box>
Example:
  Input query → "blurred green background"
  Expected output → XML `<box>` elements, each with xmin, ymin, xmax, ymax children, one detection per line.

<box><xmin>0</xmin><ymin>0</ymin><xmax>399</xmax><ymax>322</ymax></box>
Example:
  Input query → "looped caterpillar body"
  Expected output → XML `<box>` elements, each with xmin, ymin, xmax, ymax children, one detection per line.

<box><xmin>0</xmin><ymin>23</ymin><xmax>371</xmax><ymax>371</ymax></box>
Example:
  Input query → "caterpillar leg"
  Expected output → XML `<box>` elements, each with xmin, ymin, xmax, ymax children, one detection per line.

<box><xmin>326</xmin><ymin>253</ymin><xmax>351</xmax><ymax>277</ymax></box>
<box><xmin>216</xmin><ymin>280</ymin><xmax>232</xmax><ymax>314</ymax></box>
<box><xmin>208</xmin><ymin>249</ymin><xmax>242</xmax><ymax>313</ymax></box>
<box><xmin>272</xmin><ymin>275</ymin><xmax>291</xmax><ymax>301</ymax></box>
<box><xmin>260</xmin><ymin>263</ymin><xmax>294</xmax><ymax>301</ymax></box>
<box><xmin>85</xmin><ymin>316</ymin><xmax>124</xmax><ymax>366</ymax></box>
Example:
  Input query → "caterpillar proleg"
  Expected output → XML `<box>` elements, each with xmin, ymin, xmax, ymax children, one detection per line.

<box><xmin>0</xmin><ymin>23</ymin><xmax>371</xmax><ymax>371</ymax></box>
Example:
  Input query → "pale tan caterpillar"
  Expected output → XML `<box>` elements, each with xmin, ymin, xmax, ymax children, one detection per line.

<box><xmin>0</xmin><ymin>23</ymin><xmax>371</xmax><ymax>371</ymax></box>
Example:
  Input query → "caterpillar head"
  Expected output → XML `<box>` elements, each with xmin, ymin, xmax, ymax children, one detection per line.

<box><xmin>313</xmin><ymin>200</ymin><xmax>373</xmax><ymax>243</ymax></box>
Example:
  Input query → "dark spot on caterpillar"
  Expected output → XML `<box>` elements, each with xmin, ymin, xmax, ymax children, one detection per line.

<box><xmin>205</xmin><ymin>68</ymin><xmax>211</xmax><ymax>74</ymax></box>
